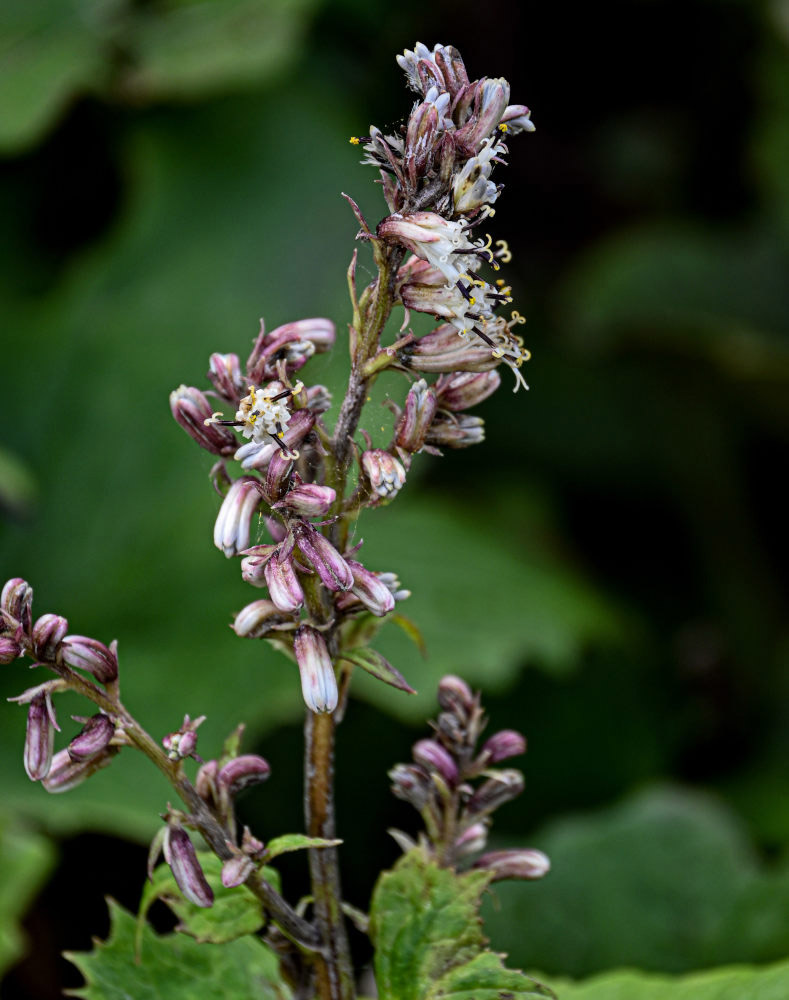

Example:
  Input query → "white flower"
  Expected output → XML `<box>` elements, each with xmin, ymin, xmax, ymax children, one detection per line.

<box><xmin>235</xmin><ymin>383</ymin><xmax>294</xmax><ymax>443</ymax></box>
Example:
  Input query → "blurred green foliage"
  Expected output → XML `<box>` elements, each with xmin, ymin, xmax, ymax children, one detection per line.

<box><xmin>1</xmin><ymin>0</ymin><xmax>789</xmax><ymax>996</ymax></box>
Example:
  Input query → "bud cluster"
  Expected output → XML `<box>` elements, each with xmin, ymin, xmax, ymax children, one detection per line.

<box><xmin>389</xmin><ymin>675</ymin><xmax>549</xmax><ymax>882</ymax></box>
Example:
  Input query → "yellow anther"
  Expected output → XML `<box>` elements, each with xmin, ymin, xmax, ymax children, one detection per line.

<box><xmin>496</xmin><ymin>278</ymin><xmax>505</xmax><ymax>287</ymax></box>
<box><xmin>495</xmin><ymin>240</ymin><xmax>512</xmax><ymax>263</ymax></box>
<box><xmin>472</xmin><ymin>277</ymin><xmax>486</xmax><ymax>288</ymax></box>
<box><xmin>510</xmin><ymin>310</ymin><xmax>526</xmax><ymax>325</ymax></box>
<box><xmin>349</xmin><ymin>136</ymin><xmax>361</xmax><ymax>145</ymax></box>
<box><xmin>498</xmin><ymin>122</ymin><xmax>509</xmax><ymax>132</ymax></box>
<box><xmin>481</xmin><ymin>233</ymin><xmax>493</xmax><ymax>251</ymax></box>
<box><xmin>291</xmin><ymin>380</ymin><xmax>304</xmax><ymax>396</ymax></box>
<box><xmin>469</xmin><ymin>296</ymin><xmax>476</xmax><ymax>305</ymax></box>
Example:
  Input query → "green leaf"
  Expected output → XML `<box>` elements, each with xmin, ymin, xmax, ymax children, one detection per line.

<box><xmin>390</xmin><ymin>613</ymin><xmax>428</xmax><ymax>658</ymax></box>
<box><xmin>264</xmin><ymin>833</ymin><xmax>342</xmax><ymax>860</ymax></box>
<box><xmin>543</xmin><ymin>956</ymin><xmax>789</xmax><ymax>1000</ymax></box>
<box><xmin>0</xmin><ymin>813</ymin><xmax>57</xmax><ymax>975</ymax></box>
<box><xmin>370</xmin><ymin>847</ymin><xmax>551</xmax><ymax>1000</ymax></box>
<box><xmin>340</xmin><ymin>648</ymin><xmax>417</xmax><ymax>695</ymax></box>
<box><xmin>66</xmin><ymin>898</ymin><xmax>292</xmax><ymax>999</ymax></box>
<box><xmin>139</xmin><ymin>852</ymin><xmax>273</xmax><ymax>945</ymax></box>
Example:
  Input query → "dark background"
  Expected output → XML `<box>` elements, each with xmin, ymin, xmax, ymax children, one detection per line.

<box><xmin>1</xmin><ymin>0</ymin><xmax>788</xmax><ymax>995</ymax></box>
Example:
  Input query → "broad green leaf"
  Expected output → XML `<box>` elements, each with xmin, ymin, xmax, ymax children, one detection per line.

<box><xmin>370</xmin><ymin>847</ymin><xmax>551</xmax><ymax>1000</ymax></box>
<box><xmin>543</xmin><ymin>956</ymin><xmax>789</xmax><ymax>999</ymax></box>
<box><xmin>0</xmin><ymin>813</ymin><xmax>57</xmax><ymax>975</ymax></box>
<box><xmin>265</xmin><ymin>833</ymin><xmax>342</xmax><ymax>860</ymax></box>
<box><xmin>66</xmin><ymin>898</ymin><xmax>292</xmax><ymax>999</ymax></box>
<box><xmin>138</xmin><ymin>851</ymin><xmax>274</xmax><ymax>945</ymax></box>
<box><xmin>340</xmin><ymin>647</ymin><xmax>417</xmax><ymax>694</ymax></box>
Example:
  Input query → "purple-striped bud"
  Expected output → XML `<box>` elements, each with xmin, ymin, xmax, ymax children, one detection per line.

<box><xmin>435</xmin><ymin>371</ymin><xmax>501</xmax><ymax>411</ymax></box>
<box><xmin>162</xmin><ymin>714</ymin><xmax>205</xmax><ymax>762</ymax></box>
<box><xmin>454</xmin><ymin>821</ymin><xmax>489</xmax><ymax>857</ymax></box>
<box><xmin>273</xmin><ymin>483</ymin><xmax>336</xmax><ymax>519</ymax></box>
<box><xmin>233</xmin><ymin>598</ymin><xmax>296</xmax><ymax>638</ymax></box>
<box><xmin>1</xmin><ymin>578</ymin><xmax>33</xmax><ymax>631</ymax></box>
<box><xmin>218</xmin><ymin>754</ymin><xmax>271</xmax><ymax>795</ymax></box>
<box><xmin>361</xmin><ymin>450</ymin><xmax>406</xmax><ymax>503</ymax></box>
<box><xmin>405</xmin><ymin>101</ymin><xmax>439</xmax><ymax>186</ymax></box>
<box><xmin>207</xmin><ymin>353</ymin><xmax>245</xmax><ymax>403</ymax></box>
<box><xmin>480</xmin><ymin>729</ymin><xmax>526</xmax><ymax>764</ymax></box>
<box><xmin>264</xmin><ymin>550</ymin><xmax>305</xmax><ymax>613</ymax></box>
<box><xmin>42</xmin><ymin>745</ymin><xmax>117</xmax><ymax>793</ymax></box>
<box><xmin>163</xmin><ymin>825</ymin><xmax>214</xmax><ymax>908</ymax></box>
<box><xmin>61</xmin><ymin>637</ymin><xmax>119</xmax><ymax>684</ymax></box>
<box><xmin>32</xmin><ymin>614</ymin><xmax>68</xmax><ymax>662</ymax></box>
<box><xmin>294</xmin><ymin>626</ymin><xmax>338</xmax><ymax>714</ymax></box>
<box><xmin>456</xmin><ymin>78</ymin><xmax>510</xmax><ymax>150</ymax></box>
<box><xmin>412</xmin><ymin>739</ymin><xmax>459</xmax><ymax>785</ymax></box>
<box><xmin>399</xmin><ymin>323</ymin><xmax>498</xmax><ymax>374</ymax></box>
<box><xmin>499</xmin><ymin>104</ymin><xmax>536</xmax><ymax>135</ymax></box>
<box><xmin>247</xmin><ymin>318</ymin><xmax>335</xmax><ymax>382</ymax></box>
<box><xmin>68</xmin><ymin>713</ymin><xmax>116</xmax><ymax>763</ymax></box>
<box><xmin>394</xmin><ymin>380</ymin><xmax>438</xmax><ymax>453</ymax></box>
<box><xmin>195</xmin><ymin>759</ymin><xmax>218</xmax><ymax>803</ymax></box>
<box><xmin>305</xmin><ymin>384</ymin><xmax>332</xmax><ymax>414</ymax></box>
<box><xmin>293</xmin><ymin>523</ymin><xmax>353</xmax><ymax>592</ymax></box>
<box><xmin>437</xmin><ymin>675</ymin><xmax>474</xmax><ymax>715</ymax></box>
<box><xmin>425</xmin><ymin>413</ymin><xmax>485</xmax><ymax>449</ymax></box>
<box><xmin>241</xmin><ymin>826</ymin><xmax>266</xmax><ymax>858</ymax></box>
<box><xmin>240</xmin><ymin>547</ymin><xmax>277</xmax><ymax>587</ymax></box>
<box><xmin>265</xmin><ymin>451</ymin><xmax>294</xmax><ymax>501</ymax></box>
<box><xmin>222</xmin><ymin>854</ymin><xmax>255</xmax><ymax>888</ymax></box>
<box><xmin>235</xmin><ymin>408</ymin><xmax>315</xmax><ymax>471</ymax></box>
<box><xmin>346</xmin><ymin>560</ymin><xmax>395</xmax><ymax>617</ymax></box>
<box><xmin>170</xmin><ymin>385</ymin><xmax>238</xmax><ymax>456</ymax></box>
<box><xmin>389</xmin><ymin>763</ymin><xmax>431</xmax><ymax>811</ymax></box>
<box><xmin>24</xmin><ymin>691</ymin><xmax>57</xmax><ymax>780</ymax></box>
<box><xmin>0</xmin><ymin>637</ymin><xmax>22</xmax><ymax>662</ymax></box>
<box><xmin>474</xmin><ymin>848</ymin><xmax>550</xmax><ymax>881</ymax></box>
<box><xmin>214</xmin><ymin>477</ymin><xmax>266</xmax><ymax>558</ymax></box>
<box><xmin>466</xmin><ymin>769</ymin><xmax>525</xmax><ymax>816</ymax></box>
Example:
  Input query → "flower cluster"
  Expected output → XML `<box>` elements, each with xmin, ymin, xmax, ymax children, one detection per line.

<box><xmin>389</xmin><ymin>675</ymin><xmax>550</xmax><ymax>881</ymax></box>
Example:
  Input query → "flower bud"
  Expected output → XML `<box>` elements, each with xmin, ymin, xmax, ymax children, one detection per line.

<box><xmin>24</xmin><ymin>691</ymin><xmax>57</xmax><ymax>780</ymax></box>
<box><xmin>389</xmin><ymin>763</ymin><xmax>431</xmax><ymax>811</ymax></box>
<box><xmin>480</xmin><ymin>729</ymin><xmax>526</xmax><ymax>764</ymax></box>
<box><xmin>293</xmin><ymin>523</ymin><xmax>353</xmax><ymax>592</ymax></box>
<box><xmin>222</xmin><ymin>854</ymin><xmax>255</xmax><ymax>888</ymax></box>
<box><xmin>195</xmin><ymin>759</ymin><xmax>218</xmax><ymax>803</ymax></box>
<box><xmin>1</xmin><ymin>578</ymin><xmax>33</xmax><ymax>631</ymax></box>
<box><xmin>273</xmin><ymin>483</ymin><xmax>336</xmax><ymax>519</ymax></box>
<box><xmin>163</xmin><ymin>825</ymin><xmax>214</xmax><ymax>908</ymax></box>
<box><xmin>305</xmin><ymin>384</ymin><xmax>332</xmax><ymax>414</ymax></box>
<box><xmin>412</xmin><ymin>739</ymin><xmax>458</xmax><ymax>785</ymax></box>
<box><xmin>500</xmin><ymin>103</ymin><xmax>536</xmax><ymax>135</ymax></box>
<box><xmin>466</xmin><ymin>769</ymin><xmax>525</xmax><ymax>816</ymax></box>
<box><xmin>394</xmin><ymin>380</ymin><xmax>438</xmax><ymax>453</ymax></box>
<box><xmin>435</xmin><ymin>371</ymin><xmax>501</xmax><ymax>411</ymax></box>
<box><xmin>265</xmin><ymin>451</ymin><xmax>294</xmax><ymax>501</ymax></box>
<box><xmin>399</xmin><ymin>323</ymin><xmax>498</xmax><ymax>374</ymax></box>
<box><xmin>214</xmin><ymin>477</ymin><xmax>266</xmax><ymax>558</ymax></box>
<box><xmin>247</xmin><ymin>318</ymin><xmax>335</xmax><ymax>382</ymax></box>
<box><xmin>437</xmin><ymin>675</ymin><xmax>474</xmax><ymax>716</ymax></box>
<box><xmin>162</xmin><ymin>714</ymin><xmax>205</xmax><ymax>762</ymax></box>
<box><xmin>233</xmin><ymin>599</ymin><xmax>296</xmax><ymax>638</ymax></box>
<box><xmin>32</xmin><ymin>614</ymin><xmax>69</xmax><ymax>662</ymax></box>
<box><xmin>60</xmin><ymin>636</ymin><xmax>119</xmax><ymax>684</ymax></box>
<box><xmin>474</xmin><ymin>848</ymin><xmax>550</xmax><ymax>881</ymax></box>
<box><xmin>207</xmin><ymin>352</ymin><xmax>245</xmax><ymax>403</ymax></box>
<box><xmin>0</xmin><ymin>636</ymin><xmax>22</xmax><ymax>663</ymax></box>
<box><xmin>361</xmin><ymin>450</ymin><xmax>406</xmax><ymax>503</ymax></box>
<box><xmin>405</xmin><ymin>101</ymin><xmax>439</xmax><ymax>186</ymax></box>
<box><xmin>294</xmin><ymin>626</ymin><xmax>338</xmax><ymax>714</ymax></box>
<box><xmin>68</xmin><ymin>713</ymin><xmax>116</xmax><ymax>763</ymax></box>
<box><xmin>170</xmin><ymin>385</ymin><xmax>238</xmax><ymax>456</ymax></box>
<box><xmin>264</xmin><ymin>550</ymin><xmax>305</xmax><ymax>613</ymax></box>
<box><xmin>345</xmin><ymin>560</ymin><xmax>395</xmax><ymax>617</ymax></box>
<box><xmin>218</xmin><ymin>754</ymin><xmax>271</xmax><ymax>795</ymax></box>
<box><xmin>42</xmin><ymin>745</ymin><xmax>118</xmax><ymax>793</ymax></box>
<box><xmin>456</xmin><ymin>78</ymin><xmax>510</xmax><ymax>150</ymax></box>
<box><xmin>425</xmin><ymin>413</ymin><xmax>485</xmax><ymax>449</ymax></box>
<box><xmin>454</xmin><ymin>821</ymin><xmax>489</xmax><ymax>857</ymax></box>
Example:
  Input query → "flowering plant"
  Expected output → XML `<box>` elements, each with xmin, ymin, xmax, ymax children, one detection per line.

<box><xmin>1</xmin><ymin>42</ymin><xmax>552</xmax><ymax>1000</ymax></box>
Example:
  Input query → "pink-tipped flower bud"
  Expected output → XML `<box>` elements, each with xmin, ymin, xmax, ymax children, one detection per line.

<box><xmin>42</xmin><ymin>745</ymin><xmax>118</xmax><ymax>793</ymax></box>
<box><xmin>265</xmin><ymin>451</ymin><xmax>294</xmax><ymax>501</ymax></box>
<box><xmin>435</xmin><ymin>371</ymin><xmax>501</xmax><ymax>412</ymax></box>
<box><xmin>240</xmin><ymin>547</ymin><xmax>277</xmax><ymax>587</ymax></box>
<box><xmin>480</xmin><ymin>729</ymin><xmax>527</xmax><ymax>764</ymax></box>
<box><xmin>466</xmin><ymin>769</ymin><xmax>525</xmax><ymax>816</ymax></box>
<box><xmin>400</xmin><ymin>323</ymin><xmax>498</xmax><ymax>374</ymax></box>
<box><xmin>222</xmin><ymin>854</ymin><xmax>255</xmax><ymax>888</ymax></box>
<box><xmin>233</xmin><ymin>599</ymin><xmax>296</xmax><ymax>638</ymax></box>
<box><xmin>293</xmin><ymin>523</ymin><xmax>353</xmax><ymax>592</ymax></box>
<box><xmin>32</xmin><ymin>614</ymin><xmax>68</xmax><ymax>662</ymax></box>
<box><xmin>247</xmin><ymin>318</ymin><xmax>335</xmax><ymax>382</ymax></box>
<box><xmin>207</xmin><ymin>352</ymin><xmax>245</xmax><ymax>403</ymax></box>
<box><xmin>456</xmin><ymin>78</ymin><xmax>511</xmax><ymax>150</ymax></box>
<box><xmin>195</xmin><ymin>759</ymin><xmax>218</xmax><ymax>803</ymax></box>
<box><xmin>361</xmin><ymin>450</ymin><xmax>406</xmax><ymax>503</ymax></box>
<box><xmin>60</xmin><ymin>637</ymin><xmax>119</xmax><ymax>684</ymax></box>
<box><xmin>394</xmin><ymin>380</ymin><xmax>438</xmax><ymax>453</ymax></box>
<box><xmin>425</xmin><ymin>413</ymin><xmax>485</xmax><ymax>449</ymax></box>
<box><xmin>162</xmin><ymin>714</ymin><xmax>206</xmax><ymax>762</ymax></box>
<box><xmin>1</xmin><ymin>578</ymin><xmax>33</xmax><ymax>631</ymax></box>
<box><xmin>294</xmin><ymin>626</ymin><xmax>338</xmax><ymax>714</ymax></box>
<box><xmin>170</xmin><ymin>385</ymin><xmax>238</xmax><ymax>456</ymax></box>
<box><xmin>412</xmin><ymin>739</ymin><xmax>459</xmax><ymax>785</ymax></box>
<box><xmin>24</xmin><ymin>691</ymin><xmax>57</xmax><ymax>780</ymax></box>
<box><xmin>405</xmin><ymin>101</ymin><xmax>439</xmax><ymax>186</ymax></box>
<box><xmin>264</xmin><ymin>550</ymin><xmax>305</xmax><ymax>613</ymax></box>
<box><xmin>500</xmin><ymin>103</ymin><xmax>536</xmax><ymax>135</ymax></box>
<box><xmin>68</xmin><ymin>713</ymin><xmax>116</xmax><ymax>763</ymax></box>
<box><xmin>305</xmin><ymin>384</ymin><xmax>332</xmax><ymax>414</ymax></box>
<box><xmin>273</xmin><ymin>483</ymin><xmax>336</xmax><ymax>519</ymax></box>
<box><xmin>213</xmin><ymin>477</ymin><xmax>266</xmax><ymax>558</ymax></box>
<box><xmin>163</xmin><ymin>825</ymin><xmax>214</xmax><ymax>908</ymax></box>
<box><xmin>345</xmin><ymin>560</ymin><xmax>395</xmax><ymax>617</ymax></box>
<box><xmin>218</xmin><ymin>754</ymin><xmax>271</xmax><ymax>795</ymax></box>
<box><xmin>437</xmin><ymin>675</ymin><xmax>474</xmax><ymax>716</ymax></box>
<box><xmin>474</xmin><ymin>848</ymin><xmax>550</xmax><ymax>881</ymax></box>
<box><xmin>389</xmin><ymin>763</ymin><xmax>431</xmax><ymax>811</ymax></box>
<box><xmin>454</xmin><ymin>821</ymin><xmax>489</xmax><ymax>857</ymax></box>
<box><xmin>0</xmin><ymin>636</ymin><xmax>22</xmax><ymax>663</ymax></box>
